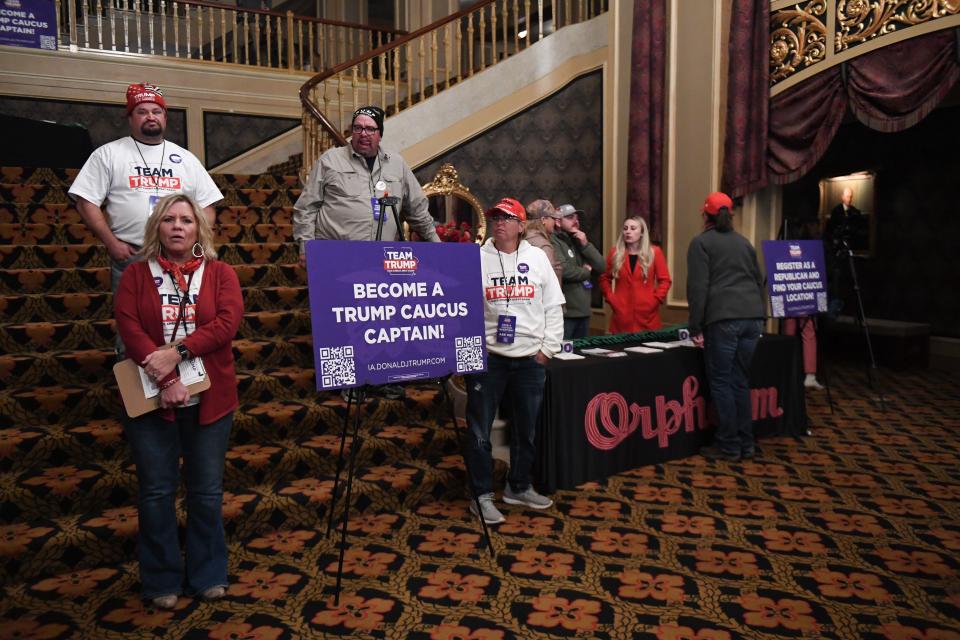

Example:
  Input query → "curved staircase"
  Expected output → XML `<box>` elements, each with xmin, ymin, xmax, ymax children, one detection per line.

<box><xmin>0</xmin><ymin>166</ymin><xmax>489</xmax><ymax>635</ymax></box>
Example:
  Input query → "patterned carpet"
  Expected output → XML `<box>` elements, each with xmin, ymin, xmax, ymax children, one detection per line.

<box><xmin>1</xmin><ymin>167</ymin><xmax>959</xmax><ymax>639</ymax></box>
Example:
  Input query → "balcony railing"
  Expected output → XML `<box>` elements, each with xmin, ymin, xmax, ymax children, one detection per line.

<box><xmin>51</xmin><ymin>0</ymin><xmax>405</xmax><ymax>72</ymax></box>
<box><xmin>300</xmin><ymin>0</ymin><xmax>608</xmax><ymax>177</ymax></box>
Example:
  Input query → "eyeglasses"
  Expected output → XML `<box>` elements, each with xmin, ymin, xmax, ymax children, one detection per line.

<box><xmin>351</xmin><ymin>125</ymin><xmax>379</xmax><ymax>135</ymax></box>
<box><xmin>489</xmin><ymin>214</ymin><xmax>518</xmax><ymax>223</ymax></box>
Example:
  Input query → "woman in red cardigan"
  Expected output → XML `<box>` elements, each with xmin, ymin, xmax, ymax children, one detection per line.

<box><xmin>115</xmin><ymin>194</ymin><xmax>243</xmax><ymax>610</ymax></box>
<box><xmin>599</xmin><ymin>216</ymin><xmax>672</xmax><ymax>333</ymax></box>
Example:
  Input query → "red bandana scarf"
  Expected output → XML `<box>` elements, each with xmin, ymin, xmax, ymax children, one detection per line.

<box><xmin>156</xmin><ymin>254</ymin><xmax>203</xmax><ymax>293</ymax></box>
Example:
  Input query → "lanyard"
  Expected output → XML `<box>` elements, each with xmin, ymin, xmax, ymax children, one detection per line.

<box><xmin>167</xmin><ymin>270</ymin><xmax>194</xmax><ymax>343</ymax></box>
<box><xmin>495</xmin><ymin>247</ymin><xmax>519</xmax><ymax>311</ymax></box>
<box><xmin>133</xmin><ymin>139</ymin><xmax>166</xmax><ymax>195</ymax></box>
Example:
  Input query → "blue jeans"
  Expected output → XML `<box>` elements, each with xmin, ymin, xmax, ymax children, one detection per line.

<box><xmin>124</xmin><ymin>406</ymin><xmax>232</xmax><ymax>598</ymax></box>
<box><xmin>464</xmin><ymin>353</ymin><xmax>546</xmax><ymax>496</ymax></box>
<box><xmin>704</xmin><ymin>319</ymin><xmax>763</xmax><ymax>456</ymax></box>
<box><xmin>563</xmin><ymin>317</ymin><xmax>590</xmax><ymax>340</ymax></box>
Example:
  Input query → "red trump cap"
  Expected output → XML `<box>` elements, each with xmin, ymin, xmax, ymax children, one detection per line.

<box><xmin>702</xmin><ymin>191</ymin><xmax>733</xmax><ymax>216</ymax></box>
<box><xmin>485</xmin><ymin>197</ymin><xmax>526</xmax><ymax>221</ymax></box>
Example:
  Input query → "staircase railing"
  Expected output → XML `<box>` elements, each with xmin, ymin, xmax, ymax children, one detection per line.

<box><xmin>50</xmin><ymin>0</ymin><xmax>405</xmax><ymax>73</ymax></box>
<box><xmin>299</xmin><ymin>0</ymin><xmax>608</xmax><ymax>176</ymax></box>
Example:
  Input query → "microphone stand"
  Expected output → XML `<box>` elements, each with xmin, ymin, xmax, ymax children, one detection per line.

<box><xmin>326</xmin><ymin>194</ymin><xmax>405</xmax><ymax>605</ymax></box>
<box><xmin>375</xmin><ymin>195</ymin><xmax>403</xmax><ymax>241</ymax></box>
<box><xmin>776</xmin><ymin>215</ymin><xmax>788</xmax><ymax>242</ymax></box>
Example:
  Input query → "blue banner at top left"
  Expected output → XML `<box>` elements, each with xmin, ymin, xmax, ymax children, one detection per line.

<box><xmin>0</xmin><ymin>0</ymin><xmax>57</xmax><ymax>50</ymax></box>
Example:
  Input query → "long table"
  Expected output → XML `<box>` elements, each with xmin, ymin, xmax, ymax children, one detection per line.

<box><xmin>534</xmin><ymin>334</ymin><xmax>806</xmax><ymax>492</ymax></box>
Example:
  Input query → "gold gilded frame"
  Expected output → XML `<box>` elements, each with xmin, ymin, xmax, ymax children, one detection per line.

<box><xmin>421</xmin><ymin>163</ymin><xmax>486</xmax><ymax>243</ymax></box>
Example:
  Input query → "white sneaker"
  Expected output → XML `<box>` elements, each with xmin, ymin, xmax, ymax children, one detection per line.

<box><xmin>151</xmin><ymin>594</ymin><xmax>178</xmax><ymax>609</ymax></box>
<box><xmin>469</xmin><ymin>493</ymin><xmax>506</xmax><ymax>524</ymax></box>
<box><xmin>502</xmin><ymin>485</ymin><xmax>553</xmax><ymax>509</ymax></box>
<box><xmin>804</xmin><ymin>374</ymin><xmax>824</xmax><ymax>390</ymax></box>
<box><xmin>201</xmin><ymin>586</ymin><xmax>226</xmax><ymax>600</ymax></box>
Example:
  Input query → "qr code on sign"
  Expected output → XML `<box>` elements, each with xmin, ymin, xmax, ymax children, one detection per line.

<box><xmin>771</xmin><ymin>295</ymin><xmax>785</xmax><ymax>317</ymax></box>
<box><xmin>455</xmin><ymin>336</ymin><xmax>484</xmax><ymax>373</ymax></box>
<box><xmin>319</xmin><ymin>345</ymin><xmax>356</xmax><ymax>388</ymax></box>
<box><xmin>816</xmin><ymin>291</ymin><xmax>828</xmax><ymax>313</ymax></box>
<box><xmin>40</xmin><ymin>35</ymin><xmax>56</xmax><ymax>50</ymax></box>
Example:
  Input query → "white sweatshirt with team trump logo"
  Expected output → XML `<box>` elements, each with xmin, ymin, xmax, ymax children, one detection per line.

<box><xmin>479</xmin><ymin>238</ymin><xmax>565</xmax><ymax>359</ymax></box>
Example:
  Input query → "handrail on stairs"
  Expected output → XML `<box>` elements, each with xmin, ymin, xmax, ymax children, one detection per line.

<box><xmin>298</xmin><ymin>0</ymin><xmax>608</xmax><ymax>179</ymax></box>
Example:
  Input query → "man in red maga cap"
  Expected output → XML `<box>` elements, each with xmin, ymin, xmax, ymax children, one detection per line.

<box><xmin>686</xmin><ymin>192</ymin><xmax>766</xmax><ymax>464</ymax></box>
<box><xmin>464</xmin><ymin>197</ymin><xmax>565</xmax><ymax>525</ymax></box>
<box><xmin>69</xmin><ymin>83</ymin><xmax>223</xmax><ymax>328</ymax></box>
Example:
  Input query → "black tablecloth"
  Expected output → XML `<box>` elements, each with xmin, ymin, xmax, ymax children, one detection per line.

<box><xmin>535</xmin><ymin>334</ymin><xmax>806</xmax><ymax>492</ymax></box>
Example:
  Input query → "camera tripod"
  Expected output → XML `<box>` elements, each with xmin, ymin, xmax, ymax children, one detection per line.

<box><xmin>827</xmin><ymin>238</ymin><xmax>887</xmax><ymax>411</ymax></box>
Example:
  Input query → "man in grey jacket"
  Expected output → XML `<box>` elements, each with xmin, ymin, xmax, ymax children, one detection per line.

<box><xmin>686</xmin><ymin>192</ymin><xmax>766</xmax><ymax>463</ymax></box>
<box><xmin>293</xmin><ymin>105</ymin><xmax>440</xmax><ymax>259</ymax></box>
<box><xmin>294</xmin><ymin>106</ymin><xmax>440</xmax><ymax>399</ymax></box>
<box><xmin>551</xmin><ymin>204</ymin><xmax>605</xmax><ymax>339</ymax></box>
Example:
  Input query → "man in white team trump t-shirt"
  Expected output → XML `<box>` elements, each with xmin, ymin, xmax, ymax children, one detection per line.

<box><xmin>464</xmin><ymin>197</ymin><xmax>564</xmax><ymax>527</ymax></box>
<box><xmin>69</xmin><ymin>83</ymin><xmax>223</xmax><ymax>296</ymax></box>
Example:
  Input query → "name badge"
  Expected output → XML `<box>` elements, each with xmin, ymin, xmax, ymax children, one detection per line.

<box><xmin>496</xmin><ymin>314</ymin><xmax>517</xmax><ymax>344</ymax></box>
<box><xmin>148</xmin><ymin>195</ymin><xmax>161</xmax><ymax>216</ymax></box>
<box><xmin>371</xmin><ymin>197</ymin><xmax>381</xmax><ymax>221</ymax></box>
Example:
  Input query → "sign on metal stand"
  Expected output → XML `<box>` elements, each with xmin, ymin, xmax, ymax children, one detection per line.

<box><xmin>305</xmin><ymin>239</ymin><xmax>492</xmax><ymax>604</ymax></box>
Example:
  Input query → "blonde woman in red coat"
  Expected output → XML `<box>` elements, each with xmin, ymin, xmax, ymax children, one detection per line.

<box><xmin>599</xmin><ymin>216</ymin><xmax>672</xmax><ymax>333</ymax></box>
<box><xmin>116</xmin><ymin>194</ymin><xmax>243</xmax><ymax>610</ymax></box>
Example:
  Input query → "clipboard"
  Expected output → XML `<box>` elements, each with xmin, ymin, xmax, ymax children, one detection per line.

<box><xmin>113</xmin><ymin>357</ymin><xmax>211</xmax><ymax>418</ymax></box>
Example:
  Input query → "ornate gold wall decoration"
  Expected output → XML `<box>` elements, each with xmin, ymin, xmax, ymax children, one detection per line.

<box><xmin>770</xmin><ymin>0</ymin><xmax>960</xmax><ymax>89</ymax></box>
<box><xmin>836</xmin><ymin>0</ymin><xmax>960</xmax><ymax>51</ymax></box>
<box><xmin>770</xmin><ymin>1</ymin><xmax>829</xmax><ymax>84</ymax></box>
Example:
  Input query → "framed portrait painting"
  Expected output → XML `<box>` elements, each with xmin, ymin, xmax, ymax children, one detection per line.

<box><xmin>818</xmin><ymin>172</ymin><xmax>876</xmax><ymax>258</ymax></box>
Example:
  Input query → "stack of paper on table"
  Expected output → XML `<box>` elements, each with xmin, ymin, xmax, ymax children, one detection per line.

<box><xmin>624</xmin><ymin>345</ymin><xmax>663</xmax><ymax>354</ymax></box>
<box><xmin>642</xmin><ymin>340</ymin><xmax>693</xmax><ymax>349</ymax></box>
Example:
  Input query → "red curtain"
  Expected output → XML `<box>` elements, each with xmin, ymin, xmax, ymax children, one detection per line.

<box><xmin>722</xmin><ymin>26</ymin><xmax>960</xmax><ymax>194</ymax></box>
<box><xmin>626</xmin><ymin>0</ymin><xmax>666</xmax><ymax>240</ymax></box>
<box><xmin>721</xmin><ymin>0</ymin><xmax>769</xmax><ymax>198</ymax></box>
<box><xmin>767</xmin><ymin>68</ymin><xmax>846</xmax><ymax>185</ymax></box>
<box><xmin>845</xmin><ymin>29</ymin><xmax>960</xmax><ymax>133</ymax></box>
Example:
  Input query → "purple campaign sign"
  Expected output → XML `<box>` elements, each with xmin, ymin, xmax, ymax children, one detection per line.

<box><xmin>762</xmin><ymin>240</ymin><xmax>828</xmax><ymax>318</ymax></box>
<box><xmin>0</xmin><ymin>0</ymin><xmax>57</xmax><ymax>50</ymax></box>
<box><xmin>305</xmin><ymin>240</ymin><xmax>487</xmax><ymax>390</ymax></box>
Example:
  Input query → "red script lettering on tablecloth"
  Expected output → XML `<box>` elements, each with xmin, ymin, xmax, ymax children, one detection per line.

<box><xmin>583</xmin><ymin>376</ymin><xmax>783</xmax><ymax>451</ymax></box>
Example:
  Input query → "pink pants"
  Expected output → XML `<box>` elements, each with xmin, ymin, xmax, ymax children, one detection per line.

<box><xmin>783</xmin><ymin>317</ymin><xmax>817</xmax><ymax>374</ymax></box>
